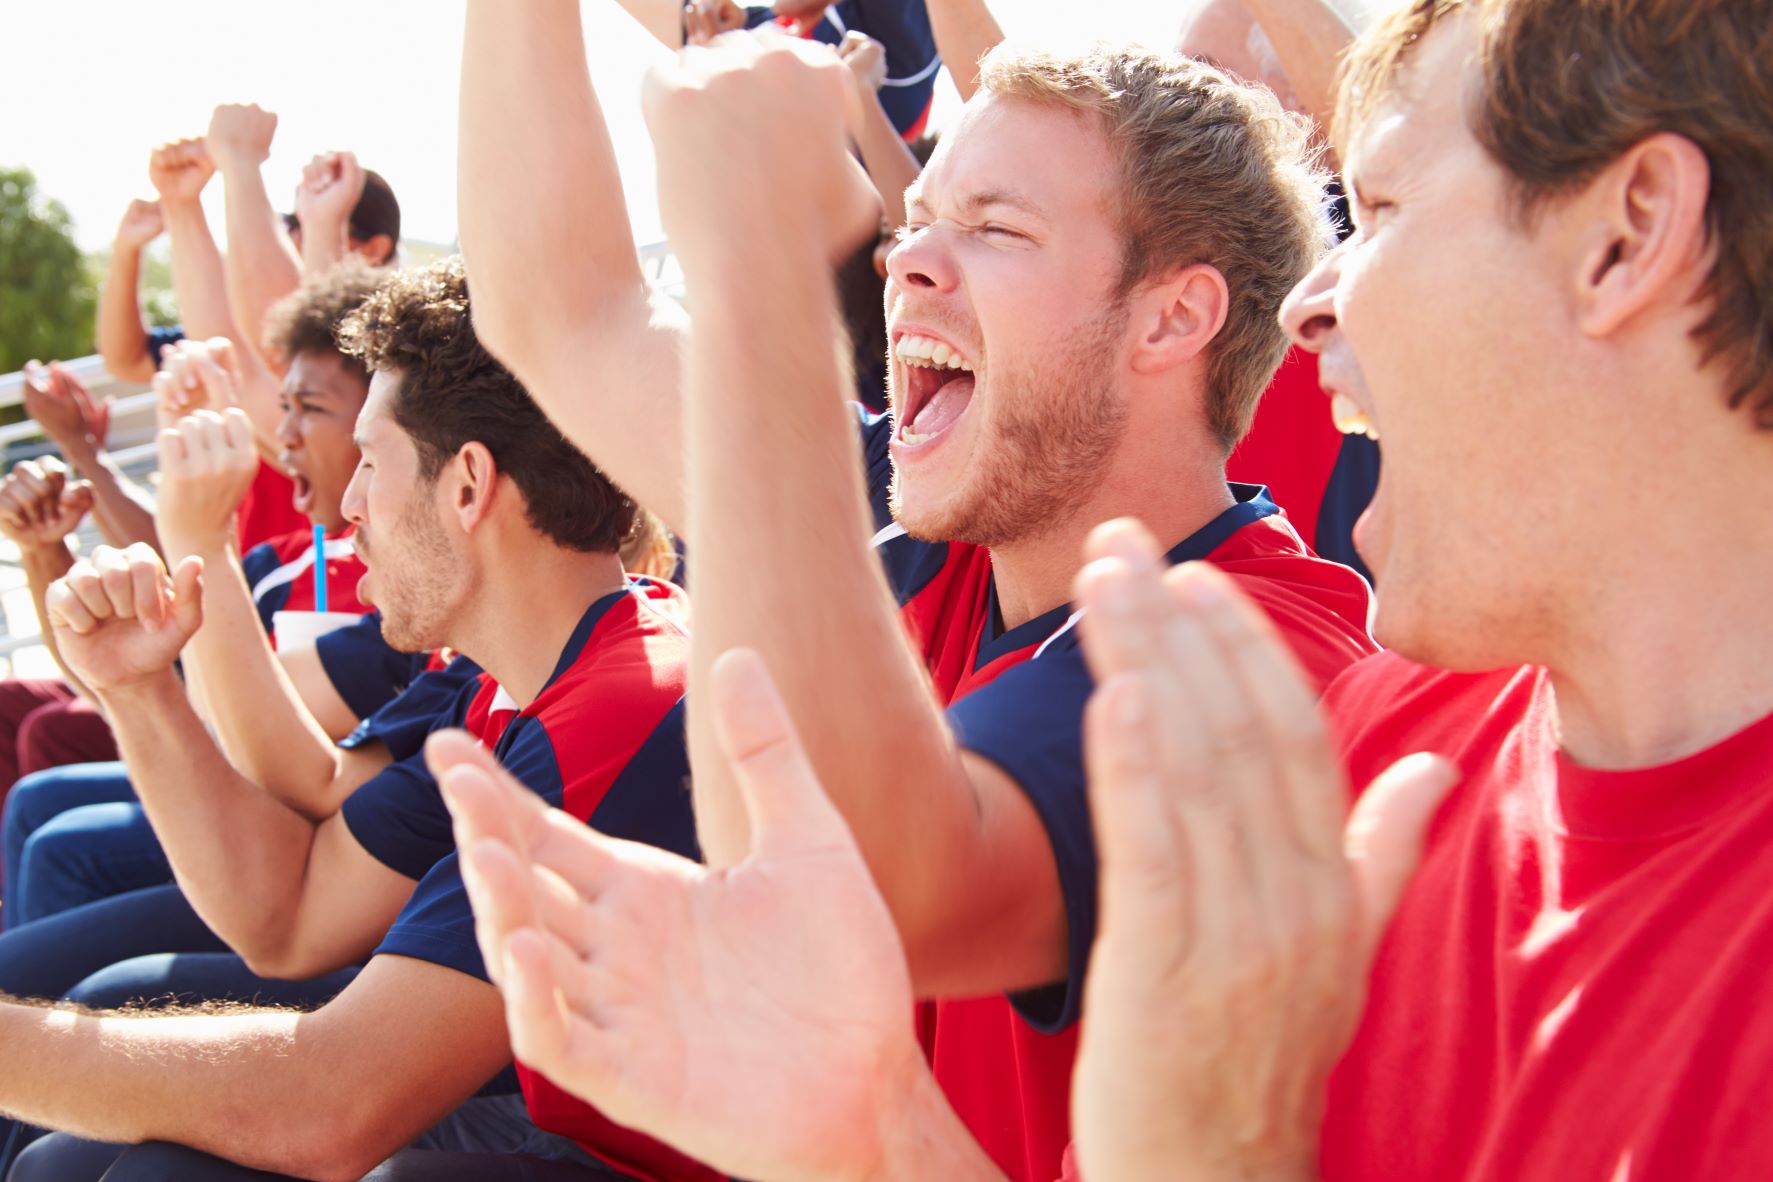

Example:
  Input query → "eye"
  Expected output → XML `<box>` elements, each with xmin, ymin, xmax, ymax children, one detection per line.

<box><xmin>981</xmin><ymin>224</ymin><xmax>1028</xmax><ymax>241</ymax></box>
<box><xmin>894</xmin><ymin>223</ymin><xmax>927</xmax><ymax>243</ymax></box>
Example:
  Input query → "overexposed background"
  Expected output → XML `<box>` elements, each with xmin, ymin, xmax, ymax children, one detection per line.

<box><xmin>3</xmin><ymin>0</ymin><xmax>1383</xmax><ymax>255</ymax></box>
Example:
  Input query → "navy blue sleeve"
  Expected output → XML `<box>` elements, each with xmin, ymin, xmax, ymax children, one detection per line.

<box><xmin>856</xmin><ymin>407</ymin><xmax>954</xmax><ymax>607</ymax></box>
<box><xmin>343</xmin><ymin>710</ymin><xmax>565</xmax><ymax>882</ymax></box>
<box><xmin>338</xmin><ymin>655</ymin><xmax>482</xmax><ymax>763</ymax></box>
<box><xmin>240</xmin><ymin>543</ymin><xmax>280</xmax><ymax>636</ymax></box>
<box><xmin>829</xmin><ymin>0</ymin><xmax>939</xmax><ymax>135</ymax></box>
<box><xmin>145</xmin><ymin>325</ymin><xmax>186</xmax><ymax>369</ymax></box>
<box><xmin>373</xmin><ymin>851</ymin><xmax>488</xmax><ymax>980</ymax></box>
<box><xmin>945</xmin><ymin>636</ymin><xmax>1097</xmax><ymax>1033</ymax></box>
<box><xmin>314</xmin><ymin>613</ymin><xmax>432</xmax><ymax>724</ymax></box>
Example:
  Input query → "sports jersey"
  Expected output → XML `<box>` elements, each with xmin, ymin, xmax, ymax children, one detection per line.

<box><xmin>235</xmin><ymin>460</ymin><xmax>312</xmax><ymax>552</ymax></box>
<box><xmin>744</xmin><ymin>0</ymin><xmax>939</xmax><ymax>138</ymax></box>
<box><xmin>240</xmin><ymin>528</ymin><xmax>370</xmax><ymax>642</ymax></box>
<box><xmin>857</xmin><ymin>409</ymin><xmax>1378</xmax><ymax>1182</ymax></box>
<box><xmin>341</xmin><ymin>581</ymin><xmax>712</xmax><ymax>1182</ymax></box>
<box><xmin>1313</xmin><ymin>653</ymin><xmax>1773</xmax><ymax>1181</ymax></box>
<box><xmin>1226</xmin><ymin>346</ymin><xmax>1379</xmax><ymax>582</ymax></box>
<box><xmin>315</xmin><ymin>612</ymin><xmax>435</xmax><ymax>724</ymax></box>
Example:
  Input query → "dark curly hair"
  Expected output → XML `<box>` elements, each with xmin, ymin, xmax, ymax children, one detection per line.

<box><xmin>262</xmin><ymin>257</ymin><xmax>386</xmax><ymax>377</ymax></box>
<box><xmin>335</xmin><ymin>257</ymin><xmax>637</xmax><ymax>553</ymax></box>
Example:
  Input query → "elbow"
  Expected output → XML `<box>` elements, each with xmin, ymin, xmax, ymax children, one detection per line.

<box><xmin>97</xmin><ymin>340</ymin><xmax>154</xmax><ymax>385</ymax></box>
<box><xmin>236</xmin><ymin>941</ymin><xmax>328</xmax><ymax>984</ymax></box>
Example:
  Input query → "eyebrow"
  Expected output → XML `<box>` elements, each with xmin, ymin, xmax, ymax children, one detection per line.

<box><xmin>906</xmin><ymin>187</ymin><xmax>1048</xmax><ymax>223</ymax></box>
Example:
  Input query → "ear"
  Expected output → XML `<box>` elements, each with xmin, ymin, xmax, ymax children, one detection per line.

<box><xmin>356</xmin><ymin>234</ymin><xmax>396</xmax><ymax>265</ymax></box>
<box><xmin>1129</xmin><ymin>263</ymin><xmax>1231</xmax><ymax>376</ymax></box>
<box><xmin>450</xmin><ymin>442</ymin><xmax>500</xmax><ymax>535</ymax></box>
<box><xmin>1576</xmin><ymin>132</ymin><xmax>1712</xmax><ymax>339</ymax></box>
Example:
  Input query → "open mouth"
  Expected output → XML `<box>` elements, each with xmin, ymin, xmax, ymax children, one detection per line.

<box><xmin>286</xmin><ymin>464</ymin><xmax>315</xmax><ymax>516</ymax></box>
<box><xmin>892</xmin><ymin>333</ymin><xmax>976</xmax><ymax>448</ymax></box>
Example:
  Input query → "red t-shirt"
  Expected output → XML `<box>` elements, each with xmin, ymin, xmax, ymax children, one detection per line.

<box><xmin>235</xmin><ymin>461</ymin><xmax>311</xmax><ymax>552</ymax></box>
<box><xmin>1315</xmin><ymin>653</ymin><xmax>1773</xmax><ymax>1180</ymax></box>
<box><xmin>1226</xmin><ymin>348</ymin><xmax>1344</xmax><ymax>552</ymax></box>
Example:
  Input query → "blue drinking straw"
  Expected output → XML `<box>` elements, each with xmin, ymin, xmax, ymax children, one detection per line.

<box><xmin>313</xmin><ymin>524</ymin><xmax>329</xmax><ymax>612</ymax></box>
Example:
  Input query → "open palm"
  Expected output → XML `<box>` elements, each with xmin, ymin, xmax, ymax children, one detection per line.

<box><xmin>434</xmin><ymin>649</ymin><xmax>923</xmax><ymax>1182</ymax></box>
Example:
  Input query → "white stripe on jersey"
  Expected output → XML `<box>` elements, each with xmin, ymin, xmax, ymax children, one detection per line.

<box><xmin>870</xmin><ymin>521</ymin><xmax>908</xmax><ymax>549</ymax></box>
<box><xmin>251</xmin><ymin>537</ymin><xmax>358</xmax><ymax>605</ymax></box>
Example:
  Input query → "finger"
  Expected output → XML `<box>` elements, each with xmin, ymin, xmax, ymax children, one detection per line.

<box><xmin>65</xmin><ymin>560</ymin><xmax>117</xmax><ymax>623</ymax></box>
<box><xmin>462</xmin><ymin>836</ymin><xmax>543</xmax><ymax>988</ymax></box>
<box><xmin>196</xmin><ymin>409</ymin><xmax>229</xmax><ymax>463</ymax></box>
<box><xmin>708</xmin><ymin>647</ymin><xmax>858</xmax><ymax>862</ymax></box>
<box><xmin>125</xmin><ymin>542</ymin><xmax>169</xmax><ymax>632</ymax></box>
<box><xmin>1086</xmin><ymin>673</ymin><xmax>1194</xmax><ymax>948</ymax></box>
<box><xmin>1346</xmin><ymin>753</ymin><xmax>1458</xmax><ymax>965</ymax></box>
<box><xmin>220</xmin><ymin>406</ymin><xmax>254</xmax><ymax>452</ymax></box>
<box><xmin>501</xmin><ymin>928</ymin><xmax>619</xmax><ymax>1089</ymax></box>
<box><xmin>45</xmin><ymin>579</ymin><xmax>98</xmax><ymax>635</ymax></box>
<box><xmin>169</xmin><ymin>555</ymin><xmax>205</xmax><ymax>638</ymax></box>
<box><xmin>92</xmin><ymin>546</ymin><xmax>138</xmax><ymax>620</ymax></box>
<box><xmin>1170</xmin><ymin>562</ymin><xmax>1348</xmax><ymax>865</ymax></box>
<box><xmin>61</xmin><ymin>481</ymin><xmax>96</xmax><ymax>519</ymax></box>
<box><xmin>156</xmin><ymin>426</ymin><xmax>189</xmax><ymax>471</ymax></box>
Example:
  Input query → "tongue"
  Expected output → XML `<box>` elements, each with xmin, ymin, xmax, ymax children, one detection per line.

<box><xmin>908</xmin><ymin>375</ymin><xmax>975</xmax><ymax>437</ymax></box>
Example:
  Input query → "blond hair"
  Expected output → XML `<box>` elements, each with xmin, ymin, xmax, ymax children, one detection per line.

<box><xmin>980</xmin><ymin>44</ymin><xmax>1327</xmax><ymax>448</ymax></box>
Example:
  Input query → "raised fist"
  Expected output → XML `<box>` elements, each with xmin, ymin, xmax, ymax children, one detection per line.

<box><xmin>22</xmin><ymin>361</ymin><xmax>110</xmax><ymax>450</ymax></box>
<box><xmin>152</xmin><ymin>338</ymin><xmax>242</xmax><ymax>430</ymax></box>
<box><xmin>114</xmin><ymin>198</ymin><xmax>165</xmax><ymax>251</ymax></box>
<box><xmin>156</xmin><ymin>406</ymin><xmax>261</xmax><ymax>554</ymax></box>
<box><xmin>294</xmin><ymin>151</ymin><xmax>366</xmax><ymax>234</ymax></box>
<box><xmin>0</xmin><ymin>456</ymin><xmax>93</xmax><ymax>551</ymax></box>
<box><xmin>46</xmin><ymin>545</ymin><xmax>204</xmax><ymax>693</ymax></box>
<box><xmin>147</xmin><ymin>138</ymin><xmax>215</xmax><ymax>206</ymax></box>
<box><xmin>205</xmin><ymin>103</ymin><xmax>278</xmax><ymax>168</ymax></box>
<box><xmin>643</xmin><ymin>31</ymin><xmax>880</xmax><ymax>268</ymax></box>
<box><xmin>836</xmin><ymin>31</ymin><xmax>887</xmax><ymax>94</ymax></box>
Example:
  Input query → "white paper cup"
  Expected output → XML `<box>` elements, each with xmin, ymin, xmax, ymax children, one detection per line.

<box><xmin>272</xmin><ymin>610</ymin><xmax>362</xmax><ymax>649</ymax></box>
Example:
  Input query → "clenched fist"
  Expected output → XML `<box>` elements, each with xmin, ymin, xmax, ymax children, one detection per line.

<box><xmin>148</xmin><ymin>138</ymin><xmax>215</xmax><ymax>206</ymax></box>
<box><xmin>205</xmin><ymin>103</ymin><xmax>278</xmax><ymax>168</ymax></box>
<box><xmin>294</xmin><ymin>150</ymin><xmax>366</xmax><ymax>236</ymax></box>
<box><xmin>0</xmin><ymin>456</ymin><xmax>93</xmax><ymax>552</ymax></box>
<box><xmin>156</xmin><ymin>407</ymin><xmax>261</xmax><ymax>555</ymax></box>
<box><xmin>114</xmin><ymin>198</ymin><xmax>166</xmax><ymax>252</ymax></box>
<box><xmin>46</xmin><ymin>544</ymin><xmax>205</xmax><ymax>693</ymax></box>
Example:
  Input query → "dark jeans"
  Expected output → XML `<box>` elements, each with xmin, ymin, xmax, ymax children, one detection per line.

<box><xmin>11</xmin><ymin>1141</ymin><xmax>631</xmax><ymax>1182</ymax></box>
<box><xmin>1</xmin><ymin>764</ymin><xmax>166</xmax><ymax>927</ymax></box>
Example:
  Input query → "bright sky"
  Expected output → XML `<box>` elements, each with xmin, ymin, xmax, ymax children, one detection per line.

<box><xmin>4</xmin><ymin>0</ymin><xmax>1378</xmax><ymax>255</ymax></box>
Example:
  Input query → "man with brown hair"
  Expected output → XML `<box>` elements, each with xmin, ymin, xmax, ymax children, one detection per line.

<box><xmin>457</xmin><ymin>9</ymin><xmax>1376</xmax><ymax>1179</ymax></box>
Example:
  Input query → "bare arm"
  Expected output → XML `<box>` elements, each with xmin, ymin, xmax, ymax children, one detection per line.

<box><xmin>58</xmin><ymin>439</ymin><xmax>158</xmax><ymax>552</ymax></box>
<box><xmin>0</xmin><ymin>955</ymin><xmax>510</xmax><ymax>1182</ymax></box>
<box><xmin>95</xmin><ymin>201</ymin><xmax>165</xmax><ymax>384</ymax></box>
<box><xmin>21</xmin><ymin>364</ymin><xmax>159</xmax><ymax>553</ymax></box>
<box><xmin>458</xmin><ymin>0</ymin><xmax>688</xmax><ymax>530</ymax></box>
<box><xmin>655</xmin><ymin>41</ymin><xmax>1063</xmax><ymax>994</ymax></box>
<box><xmin>1241</xmin><ymin>0</ymin><xmax>1358</xmax><ymax>146</ymax></box>
<box><xmin>841</xmin><ymin>35</ymin><xmax>923</xmax><ymax>229</ymax></box>
<box><xmin>926</xmin><ymin>0</ymin><xmax>1003</xmax><ymax>101</ymax></box>
<box><xmin>18</xmin><ymin>543</ymin><xmax>86</xmax><ymax>698</ymax></box>
<box><xmin>278</xmin><ymin>642</ymin><xmax>365</xmax><ymax>741</ymax></box>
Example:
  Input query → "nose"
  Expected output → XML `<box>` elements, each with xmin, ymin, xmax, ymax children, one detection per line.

<box><xmin>340</xmin><ymin>461</ymin><xmax>368</xmax><ymax>527</ymax></box>
<box><xmin>1280</xmin><ymin>242</ymin><xmax>1344</xmax><ymax>354</ymax></box>
<box><xmin>885</xmin><ymin>225</ymin><xmax>960</xmax><ymax>295</ymax></box>
<box><xmin>275</xmin><ymin>402</ymin><xmax>302</xmax><ymax>449</ymax></box>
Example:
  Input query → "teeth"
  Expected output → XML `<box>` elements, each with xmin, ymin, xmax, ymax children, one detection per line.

<box><xmin>1330</xmin><ymin>392</ymin><xmax>1378</xmax><ymax>440</ymax></box>
<box><xmin>894</xmin><ymin>334</ymin><xmax>974</xmax><ymax>372</ymax></box>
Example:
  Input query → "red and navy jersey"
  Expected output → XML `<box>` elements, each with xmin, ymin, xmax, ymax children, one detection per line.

<box><xmin>857</xmin><ymin>409</ymin><xmax>1378</xmax><ymax>1182</ymax></box>
<box><xmin>743</xmin><ymin>0</ymin><xmax>939</xmax><ymax>139</ymax></box>
<box><xmin>1227</xmin><ymin>347</ymin><xmax>1380</xmax><ymax>582</ymax></box>
<box><xmin>341</xmin><ymin>580</ymin><xmax>708</xmax><ymax>1182</ymax></box>
<box><xmin>235</xmin><ymin>460</ymin><xmax>312</xmax><ymax>553</ymax></box>
<box><xmin>313</xmin><ymin>612</ymin><xmax>437</xmax><ymax>724</ymax></box>
<box><xmin>241</xmin><ymin>528</ymin><xmax>371</xmax><ymax>640</ymax></box>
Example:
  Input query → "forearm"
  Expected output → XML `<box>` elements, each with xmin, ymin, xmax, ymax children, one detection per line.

<box><xmin>852</xmin><ymin>1064</ymin><xmax>1006</xmax><ymax>1182</ymax></box>
<box><xmin>926</xmin><ymin>0</ymin><xmax>1005</xmax><ymax>101</ymax></box>
<box><xmin>854</xmin><ymin>96</ymin><xmax>922</xmax><ymax>229</ymax></box>
<box><xmin>682</xmin><ymin>232</ymin><xmax>974</xmax><ymax>936</ymax></box>
<box><xmin>96</xmin><ymin>247</ymin><xmax>155</xmax><ymax>383</ymax></box>
<box><xmin>20</xmin><ymin>544</ymin><xmax>91</xmax><ymax>698</ymax></box>
<box><xmin>1242</xmin><ymin>0</ymin><xmax>1357</xmax><ymax>143</ymax></box>
<box><xmin>458</xmin><ymin>0</ymin><xmax>687</xmax><ymax>527</ymax></box>
<box><xmin>92</xmin><ymin>671</ymin><xmax>324</xmax><ymax>958</ymax></box>
<box><xmin>613</xmin><ymin>0</ymin><xmax>686</xmax><ymax>48</ymax></box>
<box><xmin>166</xmin><ymin>536</ymin><xmax>345</xmax><ymax>813</ymax></box>
<box><xmin>218</xmin><ymin>161</ymin><xmax>302</xmax><ymax>363</ymax></box>
<box><xmin>58</xmin><ymin>436</ymin><xmax>159</xmax><ymax>552</ymax></box>
<box><xmin>298</xmin><ymin>212</ymin><xmax>350</xmax><ymax>274</ymax></box>
<box><xmin>161</xmin><ymin>201</ymin><xmax>239</xmax><ymax>344</ymax></box>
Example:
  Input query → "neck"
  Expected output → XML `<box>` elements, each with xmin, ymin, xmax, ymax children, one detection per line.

<box><xmin>990</xmin><ymin>428</ymin><xmax>1235</xmax><ymax>630</ymax></box>
<box><xmin>1546</xmin><ymin>409</ymin><xmax>1773</xmax><ymax>768</ymax></box>
<box><xmin>452</xmin><ymin>542</ymin><xmax>628</xmax><ymax>708</ymax></box>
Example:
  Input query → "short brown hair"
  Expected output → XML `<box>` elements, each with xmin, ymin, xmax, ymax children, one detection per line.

<box><xmin>336</xmin><ymin>257</ymin><xmax>638</xmax><ymax>553</ymax></box>
<box><xmin>262</xmin><ymin>256</ymin><xmax>385</xmax><ymax>376</ymax></box>
<box><xmin>1338</xmin><ymin>0</ymin><xmax>1773</xmax><ymax>425</ymax></box>
<box><xmin>980</xmin><ymin>44</ymin><xmax>1327</xmax><ymax>449</ymax></box>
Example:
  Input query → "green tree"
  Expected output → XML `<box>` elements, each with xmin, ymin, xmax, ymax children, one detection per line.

<box><xmin>0</xmin><ymin>167</ymin><xmax>98</xmax><ymax>373</ymax></box>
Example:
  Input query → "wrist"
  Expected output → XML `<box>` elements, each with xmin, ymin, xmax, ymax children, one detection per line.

<box><xmin>848</xmin><ymin>1047</ymin><xmax>995</xmax><ymax>1182</ymax></box>
<box><xmin>18</xmin><ymin>538</ymin><xmax>75</xmax><ymax>573</ymax></box>
<box><xmin>159</xmin><ymin>525</ymin><xmax>236</xmax><ymax>565</ymax></box>
<box><xmin>92</xmin><ymin>665</ymin><xmax>185</xmax><ymax>710</ymax></box>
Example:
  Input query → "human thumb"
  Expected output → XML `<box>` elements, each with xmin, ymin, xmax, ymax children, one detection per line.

<box><xmin>169</xmin><ymin>554</ymin><xmax>206</xmax><ymax>638</ymax></box>
<box><xmin>1346</xmin><ymin>753</ymin><xmax>1458</xmax><ymax>965</ymax></box>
